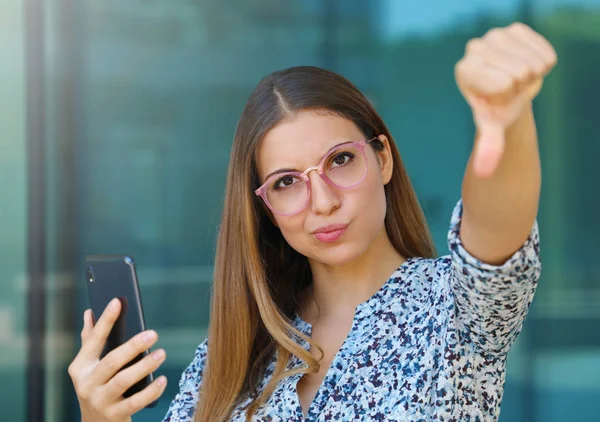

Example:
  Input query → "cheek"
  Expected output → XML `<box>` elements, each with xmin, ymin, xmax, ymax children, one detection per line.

<box><xmin>273</xmin><ymin>216</ymin><xmax>305</xmax><ymax>249</ymax></box>
<box><xmin>356</xmin><ymin>175</ymin><xmax>388</xmax><ymax>232</ymax></box>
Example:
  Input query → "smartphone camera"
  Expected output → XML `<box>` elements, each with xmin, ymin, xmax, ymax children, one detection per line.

<box><xmin>87</xmin><ymin>267</ymin><xmax>95</xmax><ymax>284</ymax></box>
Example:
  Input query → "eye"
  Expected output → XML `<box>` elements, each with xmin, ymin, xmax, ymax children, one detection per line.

<box><xmin>273</xmin><ymin>174</ymin><xmax>302</xmax><ymax>190</ymax></box>
<box><xmin>330</xmin><ymin>152</ymin><xmax>355</xmax><ymax>168</ymax></box>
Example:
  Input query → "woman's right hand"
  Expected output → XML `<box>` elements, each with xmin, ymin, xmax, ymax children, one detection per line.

<box><xmin>68</xmin><ymin>298</ymin><xmax>168</xmax><ymax>422</ymax></box>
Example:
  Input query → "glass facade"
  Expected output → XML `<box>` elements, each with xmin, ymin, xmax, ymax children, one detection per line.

<box><xmin>0</xmin><ymin>1</ymin><xmax>27</xmax><ymax>421</ymax></box>
<box><xmin>2</xmin><ymin>0</ymin><xmax>599</xmax><ymax>421</ymax></box>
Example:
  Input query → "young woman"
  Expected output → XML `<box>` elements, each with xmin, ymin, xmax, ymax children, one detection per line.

<box><xmin>69</xmin><ymin>23</ymin><xmax>556</xmax><ymax>422</ymax></box>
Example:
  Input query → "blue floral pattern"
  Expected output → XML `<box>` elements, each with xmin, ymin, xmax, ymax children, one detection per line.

<box><xmin>163</xmin><ymin>199</ymin><xmax>541</xmax><ymax>421</ymax></box>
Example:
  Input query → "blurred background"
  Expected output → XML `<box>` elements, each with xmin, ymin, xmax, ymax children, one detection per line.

<box><xmin>1</xmin><ymin>0</ymin><xmax>599</xmax><ymax>421</ymax></box>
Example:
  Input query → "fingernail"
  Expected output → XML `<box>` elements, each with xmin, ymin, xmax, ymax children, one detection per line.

<box><xmin>143</xmin><ymin>331</ymin><xmax>157</xmax><ymax>343</ymax></box>
<box><xmin>109</xmin><ymin>298</ymin><xmax>119</xmax><ymax>310</ymax></box>
<box><xmin>152</xmin><ymin>349</ymin><xmax>165</xmax><ymax>361</ymax></box>
<box><xmin>157</xmin><ymin>376</ymin><xmax>167</xmax><ymax>386</ymax></box>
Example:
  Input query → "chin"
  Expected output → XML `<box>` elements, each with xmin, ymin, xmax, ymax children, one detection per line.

<box><xmin>307</xmin><ymin>242</ymin><xmax>367</xmax><ymax>267</ymax></box>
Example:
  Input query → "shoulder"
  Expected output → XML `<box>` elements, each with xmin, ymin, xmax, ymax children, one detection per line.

<box><xmin>162</xmin><ymin>338</ymin><xmax>209</xmax><ymax>422</ymax></box>
<box><xmin>388</xmin><ymin>256</ymin><xmax>452</xmax><ymax>296</ymax></box>
<box><xmin>381</xmin><ymin>256</ymin><xmax>454</xmax><ymax>320</ymax></box>
<box><xmin>180</xmin><ymin>338</ymin><xmax>209</xmax><ymax>389</ymax></box>
<box><xmin>193</xmin><ymin>338</ymin><xmax>209</xmax><ymax>369</ymax></box>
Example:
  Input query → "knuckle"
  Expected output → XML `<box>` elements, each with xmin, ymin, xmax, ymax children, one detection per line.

<box><xmin>122</xmin><ymin>336</ymin><xmax>145</xmax><ymax>359</ymax></box>
<box><xmin>454</xmin><ymin>60</ymin><xmax>469</xmax><ymax>80</ymax></box>
<box><xmin>78</xmin><ymin>385</ymin><xmax>91</xmax><ymax>401</ymax></box>
<box><xmin>136</xmin><ymin>333</ymin><xmax>150</xmax><ymax>349</ymax></box>
<box><xmin>112</xmin><ymin>373</ymin><xmax>130</xmax><ymax>391</ymax></box>
<box><xmin>125</xmin><ymin>396</ymin><xmax>141</xmax><ymax>414</ymax></box>
<box><xmin>99</xmin><ymin>311</ymin><xmax>116</xmax><ymax>327</ymax></box>
<box><xmin>143</xmin><ymin>353</ymin><xmax>155</xmax><ymax>368</ymax></box>
<box><xmin>67</xmin><ymin>362</ymin><xmax>77</xmax><ymax>378</ymax></box>
<box><xmin>139</xmin><ymin>330</ymin><xmax>157</xmax><ymax>346</ymax></box>
<box><xmin>485</xmin><ymin>28</ymin><xmax>503</xmax><ymax>40</ymax></box>
<box><xmin>85</xmin><ymin>328</ymin><xmax>100</xmax><ymax>345</ymax></box>
<box><xmin>466</xmin><ymin>38</ymin><xmax>485</xmax><ymax>53</ymax></box>
<box><xmin>98</xmin><ymin>311</ymin><xmax>117</xmax><ymax>329</ymax></box>
<box><xmin>102</xmin><ymin>355</ymin><xmax>120</xmax><ymax>374</ymax></box>
<box><xmin>466</xmin><ymin>38</ymin><xmax>482</xmax><ymax>53</ymax></box>
<box><xmin>510</xmin><ymin>22</ymin><xmax>528</xmax><ymax>31</ymax></box>
<box><xmin>454</xmin><ymin>58</ymin><xmax>466</xmax><ymax>71</ymax></box>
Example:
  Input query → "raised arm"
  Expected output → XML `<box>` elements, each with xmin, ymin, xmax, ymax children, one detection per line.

<box><xmin>445</xmin><ymin>23</ymin><xmax>556</xmax><ymax>355</ymax></box>
<box><xmin>454</xmin><ymin>22</ymin><xmax>556</xmax><ymax>265</ymax></box>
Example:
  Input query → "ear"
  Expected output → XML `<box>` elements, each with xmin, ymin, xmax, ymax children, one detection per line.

<box><xmin>375</xmin><ymin>135</ymin><xmax>394</xmax><ymax>185</ymax></box>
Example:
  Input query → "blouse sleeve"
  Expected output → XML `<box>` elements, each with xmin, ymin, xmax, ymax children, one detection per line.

<box><xmin>162</xmin><ymin>339</ymin><xmax>208</xmax><ymax>422</ymax></box>
<box><xmin>447</xmin><ymin>198</ymin><xmax>542</xmax><ymax>355</ymax></box>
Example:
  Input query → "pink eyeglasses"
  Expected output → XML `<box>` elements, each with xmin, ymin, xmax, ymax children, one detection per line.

<box><xmin>255</xmin><ymin>137</ymin><xmax>379</xmax><ymax>216</ymax></box>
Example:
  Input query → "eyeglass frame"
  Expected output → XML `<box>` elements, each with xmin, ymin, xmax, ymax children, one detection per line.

<box><xmin>254</xmin><ymin>136</ymin><xmax>380</xmax><ymax>216</ymax></box>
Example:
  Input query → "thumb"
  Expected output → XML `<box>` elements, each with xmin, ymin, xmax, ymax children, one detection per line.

<box><xmin>473</xmin><ymin>120</ymin><xmax>505</xmax><ymax>178</ymax></box>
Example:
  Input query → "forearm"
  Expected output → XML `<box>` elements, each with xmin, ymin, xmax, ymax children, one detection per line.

<box><xmin>461</xmin><ymin>103</ymin><xmax>541</xmax><ymax>265</ymax></box>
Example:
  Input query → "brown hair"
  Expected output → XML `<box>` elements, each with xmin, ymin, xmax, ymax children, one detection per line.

<box><xmin>193</xmin><ymin>66</ymin><xmax>437</xmax><ymax>421</ymax></box>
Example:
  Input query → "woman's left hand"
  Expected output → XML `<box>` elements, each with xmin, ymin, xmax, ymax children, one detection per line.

<box><xmin>455</xmin><ymin>22</ymin><xmax>557</xmax><ymax>177</ymax></box>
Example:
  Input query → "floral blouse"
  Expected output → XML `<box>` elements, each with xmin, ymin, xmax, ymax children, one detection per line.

<box><xmin>162</xmin><ymin>198</ymin><xmax>541</xmax><ymax>421</ymax></box>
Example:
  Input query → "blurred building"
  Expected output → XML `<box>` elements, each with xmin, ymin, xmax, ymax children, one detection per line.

<box><xmin>1</xmin><ymin>1</ymin><xmax>599</xmax><ymax>421</ymax></box>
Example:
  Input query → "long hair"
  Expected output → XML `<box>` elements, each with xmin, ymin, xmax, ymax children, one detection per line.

<box><xmin>193</xmin><ymin>66</ymin><xmax>437</xmax><ymax>421</ymax></box>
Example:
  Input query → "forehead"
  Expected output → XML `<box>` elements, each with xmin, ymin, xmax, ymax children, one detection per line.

<box><xmin>256</xmin><ymin>110</ymin><xmax>363</xmax><ymax>180</ymax></box>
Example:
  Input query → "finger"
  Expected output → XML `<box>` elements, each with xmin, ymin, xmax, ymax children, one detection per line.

<box><xmin>110</xmin><ymin>376</ymin><xmax>168</xmax><ymax>418</ymax></box>
<box><xmin>81</xmin><ymin>298</ymin><xmax>122</xmax><ymax>358</ymax></box>
<box><xmin>456</xmin><ymin>58</ymin><xmax>514</xmax><ymax>104</ymax></box>
<box><xmin>485</xmin><ymin>27</ymin><xmax>546</xmax><ymax>76</ymax></box>
<box><xmin>90</xmin><ymin>329</ymin><xmax>158</xmax><ymax>385</ymax></box>
<box><xmin>104</xmin><ymin>348</ymin><xmax>166</xmax><ymax>398</ymax></box>
<box><xmin>508</xmin><ymin>23</ymin><xmax>557</xmax><ymax>72</ymax></box>
<box><xmin>473</xmin><ymin>120</ymin><xmax>505</xmax><ymax>178</ymax></box>
<box><xmin>81</xmin><ymin>309</ymin><xmax>94</xmax><ymax>342</ymax></box>
<box><xmin>503</xmin><ymin>32</ymin><xmax>547</xmax><ymax>76</ymax></box>
<box><xmin>477</xmin><ymin>47</ymin><xmax>532</xmax><ymax>95</ymax></box>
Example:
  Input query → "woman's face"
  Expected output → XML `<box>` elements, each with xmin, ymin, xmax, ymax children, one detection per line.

<box><xmin>256</xmin><ymin>110</ymin><xmax>394</xmax><ymax>267</ymax></box>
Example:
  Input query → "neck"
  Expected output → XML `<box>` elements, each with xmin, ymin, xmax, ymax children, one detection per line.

<box><xmin>300</xmin><ymin>225</ymin><xmax>405</xmax><ymax>324</ymax></box>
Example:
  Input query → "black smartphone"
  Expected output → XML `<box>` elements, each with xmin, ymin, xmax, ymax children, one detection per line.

<box><xmin>84</xmin><ymin>254</ymin><xmax>158</xmax><ymax>408</ymax></box>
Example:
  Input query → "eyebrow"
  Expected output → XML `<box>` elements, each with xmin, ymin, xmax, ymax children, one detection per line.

<box><xmin>263</xmin><ymin>141</ymin><xmax>352</xmax><ymax>183</ymax></box>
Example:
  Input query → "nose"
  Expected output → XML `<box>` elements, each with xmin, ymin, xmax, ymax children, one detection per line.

<box><xmin>306</xmin><ymin>169</ymin><xmax>341</xmax><ymax>215</ymax></box>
